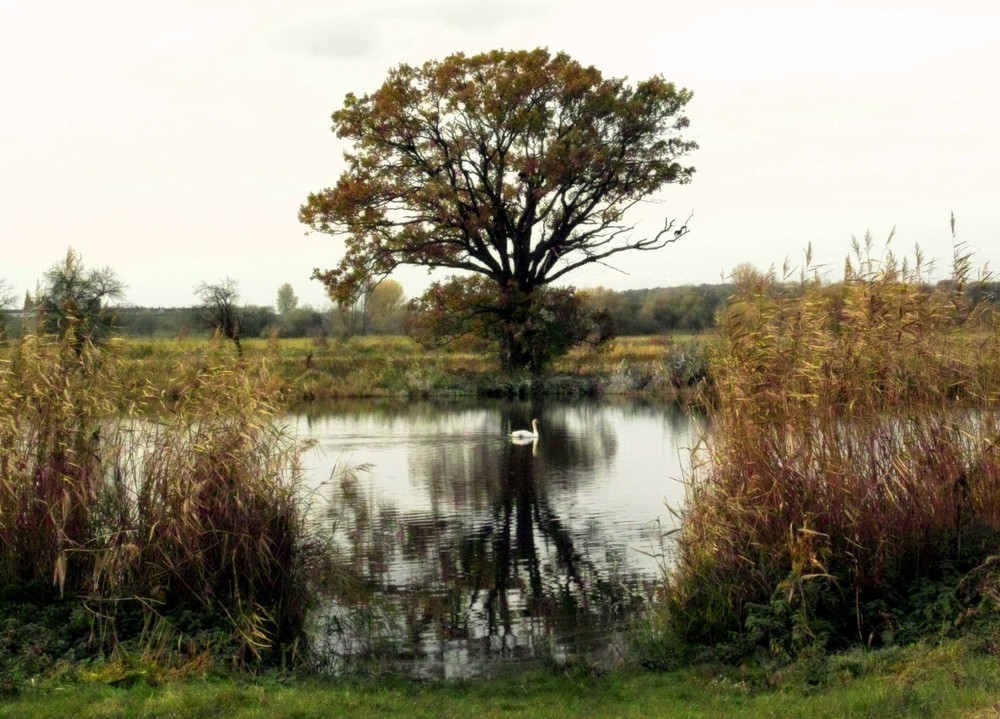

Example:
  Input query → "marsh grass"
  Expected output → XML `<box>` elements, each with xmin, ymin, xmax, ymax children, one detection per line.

<box><xmin>661</xmin><ymin>234</ymin><xmax>1000</xmax><ymax>661</ymax></box>
<box><xmin>0</xmin><ymin>333</ymin><xmax>324</xmax><ymax>668</ymax></box>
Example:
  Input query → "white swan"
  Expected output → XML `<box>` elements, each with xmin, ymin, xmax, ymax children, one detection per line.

<box><xmin>510</xmin><ymin>419</ymin><xmax>539</xmax><ymax>440</ymax></box>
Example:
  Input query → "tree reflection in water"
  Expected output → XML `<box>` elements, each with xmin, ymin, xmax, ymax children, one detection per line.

<box><xmin>318</xmin><ymin>405</ymin><xmax>655</xmax><ymax>677</ymax></box>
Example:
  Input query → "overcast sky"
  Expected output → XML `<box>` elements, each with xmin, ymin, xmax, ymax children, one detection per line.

<box><xmin>2</xmin><ymin>0</ymin><xmax>997</xmax><ymax>309</ymax></box>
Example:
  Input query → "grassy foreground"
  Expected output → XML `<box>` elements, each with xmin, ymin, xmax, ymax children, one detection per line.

<box><xmin>4</xmin><ymin>636</ymin><xmax>1000</xmax><ymax>718</ymax></box>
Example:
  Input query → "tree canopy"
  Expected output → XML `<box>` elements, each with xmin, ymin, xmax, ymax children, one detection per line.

<box><xmin>301</xmin><ymin>48</ymin><xmax>696</xmax><ymax>370</ymax></box>
<box><xmin>0</xmin><ymin>278</ymin><xmax>12</xmax><ymax>309</ymax></box>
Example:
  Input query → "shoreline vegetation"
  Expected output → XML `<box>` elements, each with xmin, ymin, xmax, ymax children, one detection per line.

<box><xmin>643</xmin><ymin>241</ymin><xmax>1000</xmax><ymax>674</ymax></box>
<box><xmin>0</xmin><ymin>335</ymin><xmax>322</xmax><ymax>679</ymax></box>
<box><xmin>101</xmin><ymin>333</ymin><xmax>714</xmax><ymax>404</ymax></box>
<box><xmin>6</xmin><ymin>246</ymin><xmax>1000</xmax><ymax>717</ymax></box>
<box><xmin>0</xmin><ymin>331</ymin><xmax>708</xmax><ymax>693</ymax></box>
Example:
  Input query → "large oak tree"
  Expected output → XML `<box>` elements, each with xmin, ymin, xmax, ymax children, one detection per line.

<box><xmin>301</xmin><ymin>48</ymin><xmax>696</xmax><ymax>371</ymax></box>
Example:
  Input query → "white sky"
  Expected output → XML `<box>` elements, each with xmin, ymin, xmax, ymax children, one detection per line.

<box><xmin>2</xmin><ymin>0</ymin><xmax>997</xmax><ymax>309</ymax></box>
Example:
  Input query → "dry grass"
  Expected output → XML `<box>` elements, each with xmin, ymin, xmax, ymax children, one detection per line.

<box><xmin>663</xmin><ymin>233</ymin><xmax>1000</xmax><ymax>655</ymax></box>
<box><xmin>0</xmin><ymin>334</ymin><xmax>323</xmax><ymax>664</ymax></box>
<box><xmin>83</xmin><ymin>333</ymin><xmax>705</xmax><ymax>400</ymax></box>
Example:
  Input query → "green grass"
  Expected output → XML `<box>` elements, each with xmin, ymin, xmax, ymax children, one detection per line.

<box><xmin>94</xmin><ymin>334</ymin><xmax>710</xmax><ymax>401</ymax></box>
<box><xmin>4</xmin><ymin>637</ymin><xmax>1000</xmax><ymax>718</ymax></box>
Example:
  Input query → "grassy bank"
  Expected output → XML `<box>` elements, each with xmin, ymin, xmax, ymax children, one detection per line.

<box><xmin>108</xmin><ymin>334</ymin><xmax>710</xmax><ymax>402</ymax></box>
<box><xmin>4</xmin><ymin>634</ymin><xmax>1000</xmax><ymax>718</ymax></box>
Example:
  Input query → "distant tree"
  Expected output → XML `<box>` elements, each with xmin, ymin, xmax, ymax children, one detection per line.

<box><xmin>37</xmin><ymin>249</ymin><xmax>125</xmax><ymax>353</ymax></box>
<box><xmin>367</xmin><ymin>279</ymin><xmax>405</xmax><ymax>334</ymax></box>
<box><xmin>242</xmin><ymin>305</ymin><xmax>277</xmax><ymax>339</ymax></box>
<box><xmin>963</xmin><ymin>280</ymin><xmax>1000</xmax><ymax>315</ymax></box>
<box><xmin>276</xmin><ymin>283</ymin><xmax>299</xmax><ymax>315</ymax></box>
<box><xmin>327</xmin><ymin>279</ymin><xmax>368</xmax><ymax>337</ymax></box>
<box><xmin>277</xmin><ymin>307</ymin><xmax>326</xmax><ymax>338</ymax></box>
<box><xmin>117</xmin><ymin>307</ymin><xmax>160</xmax><ymax>337</ymax></box>
<box><xmin>0</xmin><ymin>278</ymin><xmax>13</xmax><ymax>339</ymax></box>
<box><xmin>580</xmin><ymin>287</ymin><xmax>629</xmax><ymax>335</ymax></box>
<box><xmin>302</xmin><ymin>48</ymin><xmax>696</xmax><ymax>372</ymax></box>
<box><xmin>598</xmin><ymin>289</ymin><xmax>649</xmax><ymax>334</ymax></box>
<box><xmin>729</xmin><ymin>262</ymin><xmax>768</xmax><ymax>289</ymax></box>
<box><xmin>326</xmin><ymin>278</ymin><xmax>398</xmax><ymax>337</ymax></box>
<box><xmin>195</xmin><ymin>278</ymin><xmax>245</xmax><ymax>355</ymax></box>
<box><xmin>110</xmin><ymin>307</ymin><xmax>199</xmax><ymax>339</ymax></box>
<box><xmin>585</xmin><ymin>285</ymin><xmax>733</xmax><ymax>335</ymax></box>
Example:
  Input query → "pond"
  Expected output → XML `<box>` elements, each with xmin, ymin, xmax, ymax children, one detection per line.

<box><xmin>290</xmin><ymin>398</ymin><xmax>700</xmax><ymax>678</ymax></box>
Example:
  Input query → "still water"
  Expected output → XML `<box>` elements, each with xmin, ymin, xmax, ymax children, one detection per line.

<box><xmin>290</xmin><ymin>398</ymin><xmax>699</xmax><ymax>678</ymax></box>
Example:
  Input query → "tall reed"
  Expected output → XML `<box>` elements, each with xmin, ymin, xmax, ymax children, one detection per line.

<box><xmin>0</xmin><ymin>334</ymin><xmax>116</xmax><ymax>592</ymax></box>
<box><xmin>0</xmin><ymin>334</ymin><xmax>322</xmax><ymax>664</ymax></box>
<box><xmin>662</xmin><ymin>234</ymin><xmax>1000</xmax><ymax>658</ymax></box>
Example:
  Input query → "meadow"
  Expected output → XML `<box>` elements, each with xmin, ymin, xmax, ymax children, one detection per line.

<box><xmin>110</xmin><ymin>333</ymin><xmax>710</xmax><ymax>402</ymax></box>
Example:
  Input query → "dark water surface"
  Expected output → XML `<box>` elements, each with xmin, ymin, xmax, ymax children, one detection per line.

<box><xmin>290</xmin><ymin>398</ymin><xmax>699</xmax><ymax>678</ymax></box>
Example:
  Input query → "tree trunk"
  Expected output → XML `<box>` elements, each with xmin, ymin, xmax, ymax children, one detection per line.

<box><xmin>496</xmin><ymin>286</ymin><xmax>538</xmax><ymax>374</ymax></box>
<box><xmin>499</xmin><ymin>324</ymin><xmax>535</xmax><ymax>373</ymax></box>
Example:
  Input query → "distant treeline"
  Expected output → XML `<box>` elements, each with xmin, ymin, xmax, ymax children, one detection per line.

<box><xmin>4</xmin><ymin>281</ymin><xmax>999</xmax><ymax>341</ymax></box>
<box><xmin>3</xmin><ymin>285</ymin><xmax>731</xmax><ymax>340</ymax></box>
<box><xmin>583</xmin><ymin>285</ymin><xmax>733</xmax><ymax>335</ymax></box>
<box><xmin>588</xmin><ymin>278</ymin><xmax>999</xmax><ymax>336</ymax></box>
